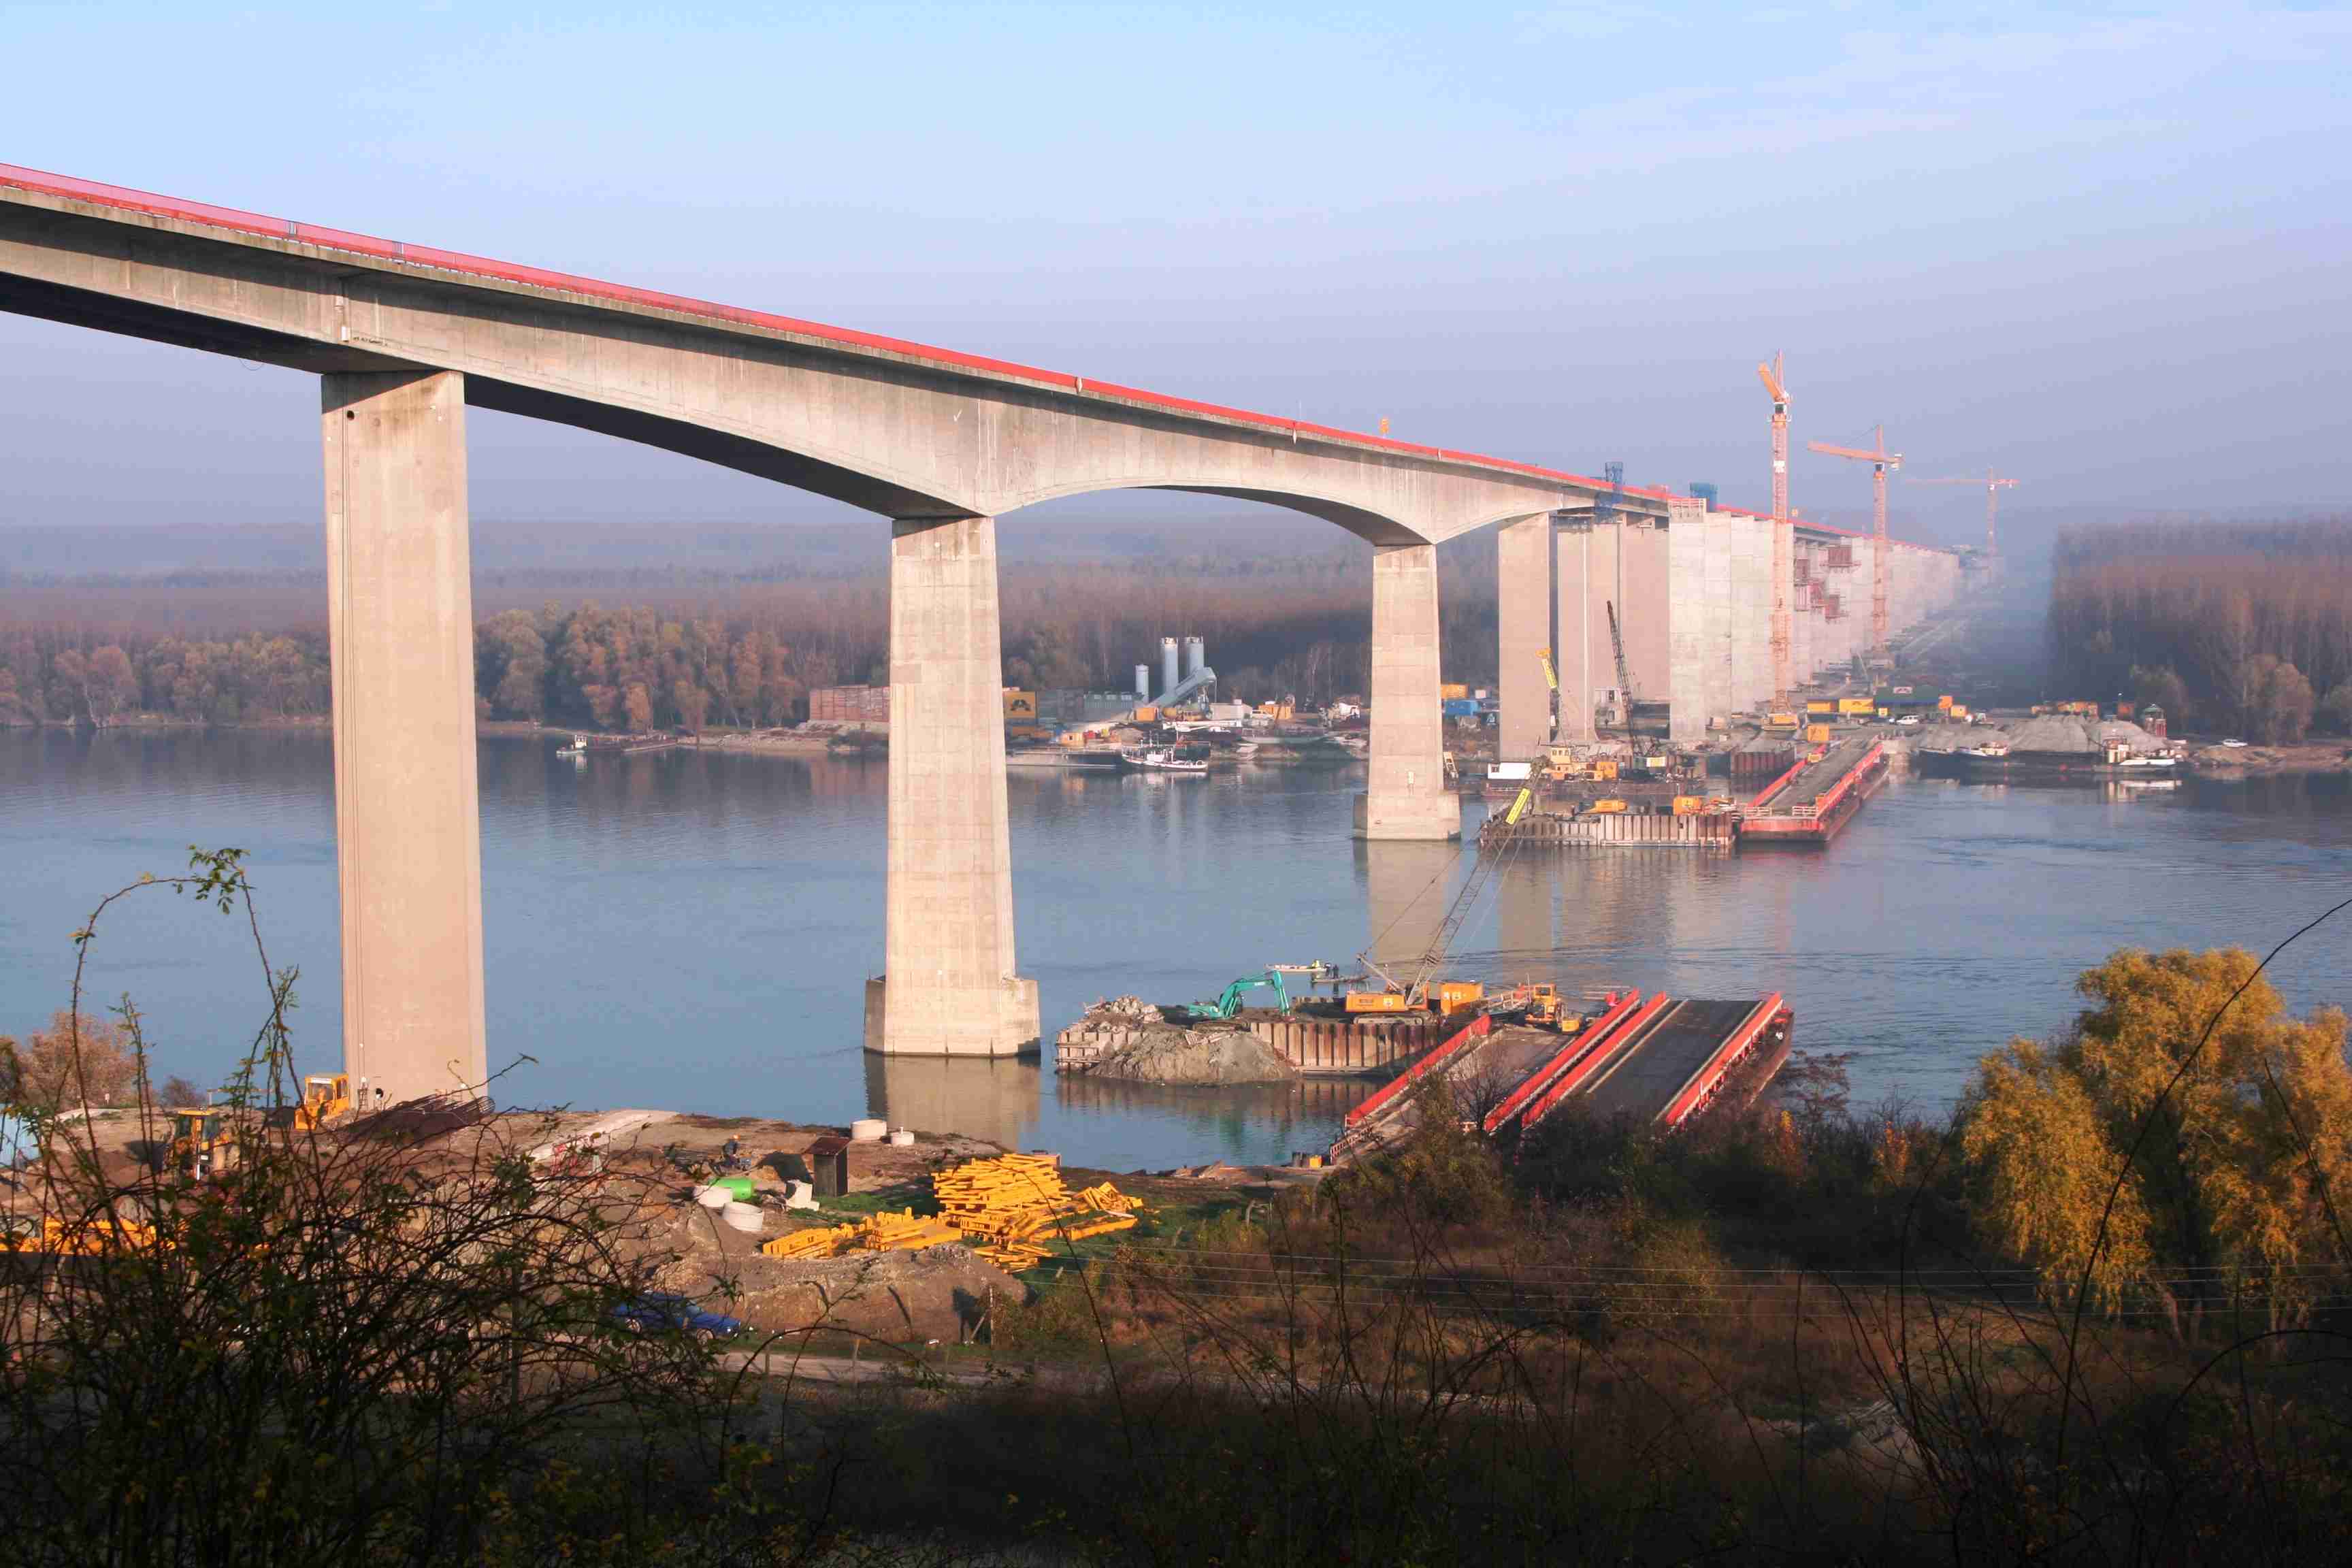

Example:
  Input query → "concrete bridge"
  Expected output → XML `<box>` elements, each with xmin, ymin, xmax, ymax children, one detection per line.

<box><xmin>0</xmin><ymin>166</ymin><xmax>1958</xmax><ymax>1098</ymax></box>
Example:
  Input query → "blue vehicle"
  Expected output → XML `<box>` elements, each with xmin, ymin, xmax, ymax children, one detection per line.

<box><xmin>612</xmin><ymin>1292</ymin><xmax>747</xmax><ymax>1341</ymax></box>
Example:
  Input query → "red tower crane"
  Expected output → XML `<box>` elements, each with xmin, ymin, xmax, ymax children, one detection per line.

<box><xmin>1757</xmin><ymin>354</ymin><xmax>1791</xmax><ymax>706</ymax></box>
<box><xmin>1806</xmin><ymin>425</ymin><xmax>1902</xmax><ymax>661</ymax></box>
<box><xmin>1914</xmin><ymin>470</ymin><xmax>2018</xmax><ymax>562</ymax></box>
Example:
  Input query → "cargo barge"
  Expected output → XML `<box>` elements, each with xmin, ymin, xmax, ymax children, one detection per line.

<box><xmin>1738</xmin><ymin>738</ymin><xmax>1886</xmax><ymax>846</ymax></box>
<box><xmin>1328</xmin><ymin>990</ymin><xmax>1791</xmax><ymax>1162</ymax></box>
<box><xmin>1478</xmin><ymin>806</ymin><xmax>1737</xmax><ymax>850</ymax></box>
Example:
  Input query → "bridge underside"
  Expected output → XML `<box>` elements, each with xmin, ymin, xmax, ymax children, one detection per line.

<box><xmin>0</xmin><ymin>169</ymin><xmax>1959</xmax><ymax>1089</ymax></box>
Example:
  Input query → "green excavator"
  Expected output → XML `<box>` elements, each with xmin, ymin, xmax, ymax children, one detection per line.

<box><xmin>1182</xmin><ymin>970</ymin><xmax>1294</xmax><ymax>1022</ymax></box>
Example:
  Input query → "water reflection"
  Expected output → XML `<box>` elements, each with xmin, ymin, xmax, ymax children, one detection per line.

<box><xmin>864</xmin><ymin>1052</ymin><xmax>1043</xmax><ymax>1152</ymax></box>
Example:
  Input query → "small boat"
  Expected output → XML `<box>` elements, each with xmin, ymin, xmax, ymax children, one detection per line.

<box><xmin>1961</xmin><ymin>743</ymin><xmax>2010</xmax><ymax>759</ymax></box>
<box><xmin>556</xmin><ymin>733</ymin><xmax>589</xmax><ymax>760</ymax></box>
<box><xmin>2117</xmin><ymin>753</ymin><xmax>2178</xmax><ymax>769</ymax></box>
<box><xmin>1120</xmin><ymin>747</ymin><xmax>1209</xmax><ymax>775</ymax></box>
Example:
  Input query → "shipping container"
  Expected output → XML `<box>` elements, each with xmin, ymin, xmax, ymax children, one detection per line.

<box><xmin>1838</xmin><ymin>698</ymin><xmax>1876</xmax><ymax>716</ymax></box>
<box><xmin>1442</xmin><ymin>698</ymin><xmax>1480</xmax><ymax>717</ymax></box>
<box><xmin>1439</xmin><ymin>683</ymin><xmax>1470</xmax><ymax>700</ymax></box>
<box><xmin>1806</xmin><ymin>700</ymin><xmax>1835</xmax><ymax>714</ymax></box>
<box><xmin>1805</xmin><ymin>723</ymin><xmax>1832</xmax><ymax>744</ymax></box>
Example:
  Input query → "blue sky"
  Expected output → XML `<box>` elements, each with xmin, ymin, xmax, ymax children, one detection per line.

<box><xmin>2</xmin><ymin>1</ymin><xmax>2347</xmax><ymax>549</ymax></box>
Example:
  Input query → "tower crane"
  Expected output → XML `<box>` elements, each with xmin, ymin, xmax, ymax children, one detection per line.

<box><xmin>1757</xmin><ymin>354</ymin><xmax>1792</xmax><ymax>706</ymax></box>
<box><xmin>1913</xmin><ymin>470</ymin><xmax>2018</xmax><ymax>563</ymax></box>
<box><xmin>1806</xmin><ymin>425</ymin><xmax>1903</xmax><ymax>662</ymax></box>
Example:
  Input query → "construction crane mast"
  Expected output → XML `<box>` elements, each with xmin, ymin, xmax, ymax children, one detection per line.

<box><xmin>1806</xmin><ymin>425</ymin><xmax>1903</xmax><ymax>662</ymax></box>
<box><xmin>1914</xmin><ymin>469</ymin><xmax>2018</xmax><ymax>563</ymax></box>
<box><xmin>1605</xmin><ymin>600</ymin><xmax>1637</xmax><ymax>749</ymax></box>
<box><xmin>1757</xmin><ymin>354</ymin><xmax>1792</xmax><ymax>706</ymax></box>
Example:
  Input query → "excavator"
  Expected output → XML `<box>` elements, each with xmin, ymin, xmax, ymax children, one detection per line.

<box><xmin>1183</xmin><ymin>970</ymin><xmax>1294</xmax><ymax>1022</ymax></box>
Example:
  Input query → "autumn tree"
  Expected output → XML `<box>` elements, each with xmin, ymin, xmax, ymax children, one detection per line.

<box><xmin>0</xmin><ymin>1009</ymin><xmax>142</xmax><ymax>1109</ymax></box>
<box><xmin>1961</xmin><ymin>947</ymin><xmax>2352</xmax><ymax>1327</ymax></box>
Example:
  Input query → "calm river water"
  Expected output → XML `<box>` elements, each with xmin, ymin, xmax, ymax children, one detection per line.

<box><xmin>7</xmin><ymin>728</ymin><xmax>2351</xmax><ymax>1168</ymax></box>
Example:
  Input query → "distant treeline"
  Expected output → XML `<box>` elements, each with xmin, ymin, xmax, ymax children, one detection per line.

<box><xmin>2048</xmin><ymin>517</ymin><xmax>2352</xmax><ymax>742</ymax></box>
<box><xmin>1</xmin><ymin>546</ymin><xmax>1505</xmax><ymax>731</ymax></box>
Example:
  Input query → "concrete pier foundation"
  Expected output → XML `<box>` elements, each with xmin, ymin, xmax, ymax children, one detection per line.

<box><xmin>1355</xmin><ymin>542</ymin><xmax>1459</xmax><ymax>840</ymax></box>
<box><xmin>867</xmin><ymin>515</ymin><xmax>1041</xmax><ymax>1056</ymax></box>
<box><xmin>1495</xmin><ymin>512</ymin><xmax>1552</xmax><ymax>761</ymax></box>
<box><xmin>321</xmin><ymin>370</ymin><xmax>487</xmax><ymax>1108</ymax></box>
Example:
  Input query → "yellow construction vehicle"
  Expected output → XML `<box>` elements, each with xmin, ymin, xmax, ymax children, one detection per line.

<box><xmin>1344</xmin><ymin>990</ymin><xmax>1415</xmax><ymax>1014</ymax></box>
<box><xmin>1586</xmin><ymin>798</ymin><xmax>1629</xmax><ymax>815</ymax></box>
<box><xmin>295</xmin><ymin>1073</ymin><xmax>350</xmax><ymax>1130</ymax></box>
<box><xmin>168</xmin><ymin>1108</ymin><xmax>248</xmax><ymax>1179</ymax></box>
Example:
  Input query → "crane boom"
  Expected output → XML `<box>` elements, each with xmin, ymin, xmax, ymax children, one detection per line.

<box><xmin>1605</xmin><ymin>599</ymin><xmax>1637</xmax><ymax>748</ymax></box>
<box><xmin>1912</xmin><ymin>469</ymin><xmax>2017</xmax><ymax>560</ymax></box>
<box><xmin>1758</xmin><ymin>352</ymin><xmax>1791</xmax><ymax>707</ymax></box>
<box><xmin>1806</xmin><ymin>425</ymin><xmax>1901</xmax><ymax>661</ymax></box>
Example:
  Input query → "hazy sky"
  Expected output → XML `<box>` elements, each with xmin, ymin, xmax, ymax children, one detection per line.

<box><xmin>3</xmin><ymin>1</ymin><xmax>2347</xmax><ymax>553</ymax></box>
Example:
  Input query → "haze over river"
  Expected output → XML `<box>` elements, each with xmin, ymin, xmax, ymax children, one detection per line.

<box><xmin>8</xmin><ymin>728</ymin><xmax>2351</xmax><ymax>1169</ymax></box>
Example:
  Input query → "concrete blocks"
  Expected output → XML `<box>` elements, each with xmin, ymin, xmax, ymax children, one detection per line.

<box><xmin>321</xmin><ymin>370</ymin><xmax>488</xmax><ymax>1109</ymax></box>
<box><xmin>1494</xmin><ymin>512</ymin><xmax>1552</xmax><ymax>762</ymax></box>
<box><xmin>1356</xmin><ymin>542</ymin><xmax>1460</xmax><ymax>840</ymax></box>
<box><xmin>868</xmin><ymin>515</ymin><xmax>1041</xmax><ymax>1056</ymax></box>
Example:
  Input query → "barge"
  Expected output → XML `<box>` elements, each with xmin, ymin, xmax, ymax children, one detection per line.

<box><xmin>1739</xmin><ymin>738</ymin><xmax>1886</xmax><ymax>846</ymax></box>
<box><xmin>1329</xmin><ymin>990</ymin><xmax>1791</xmax><ymax>1162</ymax></box>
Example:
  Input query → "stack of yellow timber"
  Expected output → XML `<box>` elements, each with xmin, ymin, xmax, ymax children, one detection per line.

<box><xmin>931</xmin><ymin>1154</ymin><xmax>1147</xmax><ymax>1272</ymax></box>
<box><xmin>759</xmin><ymin>1222</ymin><xmax>859</xmax><ymax>1260</ymax></box>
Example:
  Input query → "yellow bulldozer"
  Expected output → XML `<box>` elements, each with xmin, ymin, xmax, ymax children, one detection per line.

<box><xmin>295</xmin><ymin>1073</ymin><xmax>350</xmax><ymax>1130</ymax></box>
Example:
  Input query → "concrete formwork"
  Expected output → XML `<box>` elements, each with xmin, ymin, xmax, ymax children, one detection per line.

<box><xmin>1357</xmin><ymin>543</ymin><xmax>1459</xmax><ymax>840</ymax></box>
<box><xmin>867</xmin><ymin>516</ymin><xmax>1040</xmax><ymax>1056</ymax></box>
<box><xmin>1667</xmin><ymin>505</ymin><xmax>1710</xmax><ymax>743</ymax></box>
<box><xmin>1554</xmin><ymin>521</ymin><xmax>1598</xmax><ymax>740</ymax></box>
<box><xmin>1728</xmin><ymin>512</ymin><xmax>1774</xmax><ymax>715</ymax></box>
<box><xmin>321</xmin><ymin>369</ymin><xmax>487</xmax><ymax>1109</ymax></box>
<box><xmin>1494</xmin><ymin>512</ymin><xmax>1552</xmax><ymax>761</ymax></box>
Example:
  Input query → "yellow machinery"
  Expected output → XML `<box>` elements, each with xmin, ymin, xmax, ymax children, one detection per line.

<box><xmin>1434</xmin><ymin>980</ymin><xmax>1485</xmax><ymax>1015</ymax></box>
<box><xmin>168</xmin><ymin>1108</ymin><xmax>246</xmax><ymax>1179</ymax></box>
<box><xmin>1671</xmin><ymin>796</ymin><xmax>1704</xmax><ymax>815</ymax></box>
<box><xmin>1805</xmin><ymin>723</ymin><xmax>1832</xmax><ymax>745</ymax></box>
<box><xmin>1345</xmin><ymin>990</ymin><xmax>1413</xmax><ymax>1014</ymax></box>
<box><xmin>1806</xmin><ymin>699</ymin><xmax>1835</xmax><ymax>715</ymax></box>
<box><xmin>295</xmin><ymin>1073</ymin><xmax>350</xmax><ymax>1130</ymax></box>
<box><xmin>7</xmin><ymin>1215</ymin><xmax>160</xmax><ymax>1256</ymax></box>
<box><xmin>1586</xmin><ymin>798</ymin><xmax>1628</xmax><ymax>815</ymax></box>
<box><xmin>1591</xmin><ymin>757</ymin><xmax>1619</xmax><ymax>781</ymax></box>
<box><xmin>1838</xmin><ymin>697</ymin><xmax>1876</xmax><ymax>716</ymax></box>
<box><xmin>1766</xmin><ymin>712</ymin><xmax>1798</xmax><ymax>730</ymax></box>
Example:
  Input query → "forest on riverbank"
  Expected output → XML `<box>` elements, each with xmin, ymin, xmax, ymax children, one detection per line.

<box><xmin>2048</xmin><ymin>517</ymin><xmax>2352</xmax><ymax>740</ymax></box>
<box><xmin>0</xmin><ymin>540</ymin><xmax>1505</xmax><ymax>733</ymax></box>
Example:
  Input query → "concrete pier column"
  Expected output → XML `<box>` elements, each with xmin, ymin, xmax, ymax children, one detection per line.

<box><xmin>321</xmin><ymin>370</ymin><xmax>487</xmax><ymax>1107</ymax></box>
<box><xmin>866</xmin><ymin>515</ymin><xmax>1040</xmax><ymax>1056</ymax></box>
<box><xmin>1354</xmin><ymin>542</ymin><xmax>1459</xmax><ymax>840</ymax></box>
<box><xmin>1554</xmin><ymin>517</ymin><xmax>1596</xmax><ymax>741</ymax></box>
<box><xmin>1667</xmin><ymin>501</ymin><xmax>1708</xmax><ymax>744</ymax></box>
<box><xmin>1495</xmin><ymin>512</ymin><xmax>1552</xmax><ymax>762</ymax></box>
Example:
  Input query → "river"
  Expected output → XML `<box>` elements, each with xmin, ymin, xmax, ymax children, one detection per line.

<box><xmin>6</xmin><ymin>728</ymin><xmax>2349</xmax><ymax>1169</ymax></box>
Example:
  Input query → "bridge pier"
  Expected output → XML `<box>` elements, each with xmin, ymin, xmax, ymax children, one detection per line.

<box><xmin>1355</xmin><ymin>542</ymin><xmax>1459</xmax><ymax>840</ymax></box>
<box><xmin>866</xmin><ymin>515</ymin><xmax>1040</xmax><ymax>1056</ymax></box>
<box><xmin>1494</xmin><ymin>512</ymin><xmax>1552</xmax><ymax>762</ymax></box>
<box><xmin>321</xmin><ymin>369</ymin><xmax>488</xmax><ymax>1108</ymax></box>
